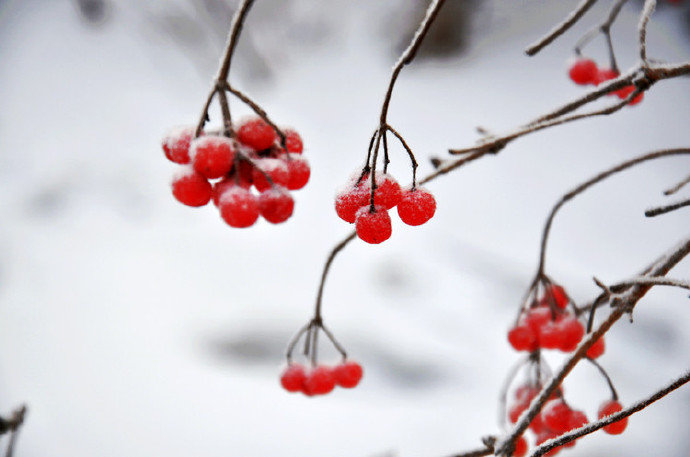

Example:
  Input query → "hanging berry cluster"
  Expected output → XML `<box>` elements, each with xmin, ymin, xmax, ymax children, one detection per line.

<box><xmin>162</xmin><ymin>117</ymin><xmax>310</xmax><ymax>228</ymax></box>
<box><xmin>568</xmin><ymin>58</ymin><xmax>643</xmax><ymax>106</ymax></box>
<box><xmin>280</xmin><ymin>319</ymin><xmax>363</xmax><ymax>397</ymax></box>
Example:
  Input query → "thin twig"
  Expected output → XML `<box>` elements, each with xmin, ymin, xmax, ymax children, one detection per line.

<box><xmin>534</xmin><ymin>149</ymin><xmax>690</xmax><ymax>275</ymax></box>
<box><xmin>664</xmin><ymin>174</ymin><xmax>690</xmax><ymax>196</ymax></box>
<box><xmin>525</xmin><ymin>0</ymin><xmax>599</xmax><ymax>56</ymax></box>
<box><xmin>528</xmin><ymin>370</ymin><xmax>690</xmax><ymax>457</ymax></box>
<box><xmin>639</xmin><ymin>0</ymin><xmax>657</xmax><ymax>66</ymax></box>
<box><xmin>610</xmin><ymin>275</ymin><xmax>690</xmax><ymax>292</ymax></box>
<box><xmin>645</xmin><ymin>198</ymin><xmax>690</xmax><ymax>217</ymax></box>
<box><xmin>314</xmin><ymin>232</ymin><xmax>357</xmax><ymax>319</ymax></box>
<box><xmin>385</xmin><ymin>125</ymin><xmax>419</xmax><ymax>188</ymax></box>
<box><xmin>215</xmin><ymin>0</ymin><xmax>255</xmax><ymax>82</ymax></box>
<box><xmin>222</xmin><ymin>83</ymin><xmax>286</xmax><ymax>148</ymax></box>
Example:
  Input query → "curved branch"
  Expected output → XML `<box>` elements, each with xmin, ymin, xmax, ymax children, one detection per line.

<box><xmin>525</xmin><ymin>0</ymin><xmax>599</xmax><ymax>56</ymax></box>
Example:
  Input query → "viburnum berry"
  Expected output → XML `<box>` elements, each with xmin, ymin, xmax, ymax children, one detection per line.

<box><xmin>557</xmin><ymin>317</ymin><xmax>585</xmax><ymax>352</ymax></box>
<box><xmin>397</xmin><ymin>187</ymin><xmax>436</xmax><ymax>226</ymax></box>
<box><xmin>190</xmin><ymin>135</ymin><xmax>235</xmax><ymax>179</ymax></box>
<box><xmin>568</xmin><ymin>58</ymin><xmax>598</xmax><ymax>85</ymax></box>
<box><xmin>615</xmin><ymin>85</ymin><xmax>644</xmax><ymax>105</ymax></box>
<box><xmin>535</xmin><ymin>431</ymin><xmax>561</xmax><ymax>457</ymax></box>
<box><xmin>598</xmin><ymin>400</ymin><xmax>628</xmax><ymax>434</ymax></box>
<box><xmin>586</xmin><ymin>335</ymin><xmax>606</xmax><ymax>359</ymax></box>
<box><xmin>524</xmin><ymin>307</ymin><xmax>554</xmax><ymax>334</ymax></box>
<box><xmin>508</xmin><ymin>324</ymin><xmax>538</xmax><ymax>352</ymax></box>
<box><xmin>258</xmin><ymin>187</ymin><xmax>294</xmax><ymax>224</ymax></box>
<box><xmin>219</xmin><ymin>187</ymin><xmax>259</xmax><ymax>228</ymax></box>
<box><xmin>162</xmin><ymin>126</ymin><xmax>195</xmax><ymax>164</ymax></box>
<box><xmin>171</xmin><ymin>168</ymin><xmax>212</xmax><ymax>207</ymax></box>
<box><xmin>374</xmin><ymin>173</ymin><xmax>402</xmax><ymax>209</ymax></box>
<box><xmin>284</xmin><ymin>128</ymin><xmax>303</xmax><ymax>154</ymax></box>
<box><xmin>252</xmin><ymin>158</ymin><xmax>290</xmax><ymax>191</ymax></box>
<box><xmin>595</xmin><ymin>68</ymin><xmax>620</xmax><ymax>86</ymax></box>
<box><xmin>303</xmin><ymin>366</ymin><xmax>336</xmax><ymax>396</ymax></box>
<box><xmin>514</xmin><ymin>436</ymin><xmax>528</xmax><ymax>457</ymax></box>
<box><xmin>285</xmin><ymin>154</ymin><xmax>310</xmax><ymax>190</ymax></box>
<box><xmin>542</xmin><ymin>399</ymin><xmax>573</xmax><ymax>433</ymax></box>
<box><xmin>237</xmin><ymin>117</ymin><xmax>277</xmax><ymax>151</ymax></box>
<box><xmin>335</xmin><ymin>181</ymin><xmax>370</xmax><ymax>223</ymax></box>
<box><xmin>280</xmin><ymin>364</ymin><xmax>307</xmax><ymax>393</ymax></box>
<box><xmin>235</xmin><ymin>159</ymin><xmax>254</xmax><ymax>189</ymax></box>
<box><xmin>334</xmin><ymin>360</ymin><xmax>364</xmax><ymax>388</ymax></box>
<box><xmin>567</xmin><ymin>409</ymin><xmax>588</xmax><ymax>432</ymax></box>
<box><xmin>355</xmin><ymin>205</ymin><xmax>392</xmax><ymax>244</ymax></box>
<box><xmin>539</xmin><ymin>321</ymin><xmax>565</xmax><ymax>350</ymax></box>
<box><xmin>545</xmin><ymin>284</ymin><xmax>569</xmax><ymax>309</ymax></box>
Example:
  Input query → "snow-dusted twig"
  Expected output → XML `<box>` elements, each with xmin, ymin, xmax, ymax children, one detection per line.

<box><xmin>638</xmin><ymin>0</ymin><xmax>657</xmax><ymax>66</ymax></box>
<box><xmin>645</xmin><ymin>198</ymin><xmax>690</xmax><ymax>217</ymax></box>
<box><xmin>610</xmin><ymin>275</ymin><xmax>690</xmax><ymax>292</ymax></box>
<box><xmin>574</xmin><ymin>0</ymin><xmax>630</xmax><ymax>71</ymax></box>
<box><xmin>527</xmin><ymin>370</ymin><xmax>690</xmax><ymax>457</ymax></box>
<box><xmin>525</xmin><ymin>0</ymin><xmax>599</xmax><ymax>56</ymax></box>
<box><xmin>2</xmin><ymin>405</ymin><xmax>26</xmax><ymax>457</ymax></box>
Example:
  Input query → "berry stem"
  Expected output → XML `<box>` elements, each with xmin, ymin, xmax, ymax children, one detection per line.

<box><xmin>498</xmin><ymin>355</ymin><xmax>531</xmax><ymax>428</ymax></box>
<box><xmin>573</xmin><ymin>0</ymin><xmax>629</xmax><ymax>72</ymax></box>
<box><xmin>314</xmin><ymin>232</ymin><xmax>357</xmax><ymax>321</ymax></box>
<box><xmin>215</xmin><ymin>0</ymin><xmax>255</xmax><ymax>83</ymax></box>
<box><xmin>222</xmin><ymin>83</ymin><xmax>286</xmax><ymax>149</ymax></box>
<box><xmin>385</xmin><ymin>124</ymin><xmax>419</xmax><ymax>188</ymax></box>
<box><xmin>586</xmin><ymin>357</ymin><xmax>619</xmax><ymax>401</ymax></box>
<box><xmin>217</xmin><ymin>89</ymin><xmax>233</xmax><ymax>137</ymax></box>
<box><xmin>525</xmin><ymin>0</ymin><xmax>599</xmax><ymax>56</ymax></box>
<box><xmin>320</xmin><ymin>323</ymin><xmax>348</xmax><ymax>361</ymax></box>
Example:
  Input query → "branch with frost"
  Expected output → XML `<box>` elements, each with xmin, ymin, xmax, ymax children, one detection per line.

<box><xmin>525</xmin><ymin>0</ymin><xmax>600</xmax><ymax>56</ymax></box>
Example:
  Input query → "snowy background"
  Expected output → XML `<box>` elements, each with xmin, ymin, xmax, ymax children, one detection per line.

<box><xmin>0</xmin><ymin>0</ymin><xmax>689</xmax><ymax>456</ymax></box>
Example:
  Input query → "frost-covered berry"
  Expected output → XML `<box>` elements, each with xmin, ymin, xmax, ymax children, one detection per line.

<box><xmin>162</xmin><ymin>126</ymin><xmax>195</xmax><ymax>164</ymax></box>
<box><xmin>355</xmin><ymin>205</ymin><xmax>392</xmax><ymax>244</ymax></box>
<box><xmin>237</xmin><ymin>117</ymin><xmax>277</xmax><ymax>151</ymax></box>
<box><xmin>280</xmin><ymin>364</ymin><xmax>307</xmax><ymax>393</ymax></box>
<box><xmin>335</xmin><ymin>183</ymin><xmax>369</xmax><ymax>223</ymax></box>
<box><xmin>190</xmin><ymin>135</ymin><xmax>235</xmax><ymax>179</ymax></box>
<box><xmin>258</xmin><ymin>187</ymin><xmax>294</xmax><ymax>224</ymax></box>
<box><xmin>303</xmin><ymin>366</ymin><xmax>336</xmax><ymax>396</ymax></box>
<box><xmin>374</xmin><ymin>173</ymin><xmax>402</xmax><ymax>209</ymax></box>
<box><xmin>615</xmin><ymin>85</ymin><xmax>644</xmax><ymax>105</ymax></box>
<box><xmin>557</xmin><ymin>317</ymin><xmax>585</xmax><ymax>352</ymax></box>
<box><xmin>252</xmin><ymin>158</ymin><xmax>290</xmax><ymax>191</ymax></box>
<box><xmin>285</xmin><ymin>154</ymin><xmax>310</xmax><ymax>190</ymax></box>
<box><xmin>598</xmin><ymin>400</ymin><xmax>627</xmax><ymax>434</ymax></box>
<box><xmin>171</xmin><ymin>168</ymin><xmax>212</xmax><ymax>207</ymax></box>
<box><xmin>397</xmin><ymin>187</ymin><xmax>436</xmax><ymax>226</ymax></box>
<box><xmin>334</xmin><ymin>361</ymin><xmax>363</xmax><ymax>388</ymax></box>
<box><xmin>547</xmin><ymin>284</ymin><xmax>569</xmax><ymax>309</ymax></box>
<box><xmin>219</xmin><ymin>187</ymin><xmax>259</xmax><ymax>228</ymax></box>
<box><xmin>586</xmin><ymin>336</ymin><xmax>605</xmax><ymax>359</ymax></box>
<box><xmin>285</xmin><ymin>129</ymin><xmax>303</xmax><ymax>154</ymax></box>
<box><xmin>568</xmin><ymin>58</ymin><xmax>598</xmax><ymax>85</ymax></box>
<box><xmin>542</xmin><ymin>399</ymin><xmax>572</xmax><ymax>433</ymax></box>
<box><xmin>508</xmin><ymin>324</ymin><xmax>538</xmax><ymax>352</ymax></box>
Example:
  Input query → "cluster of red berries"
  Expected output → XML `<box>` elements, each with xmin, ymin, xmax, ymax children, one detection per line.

<box><xmin>508</xmin><ymin>384</ymin><xmax>628</xmax><ymax>456</ymax></box>
<box><xmin>162</xmin><ymin>117</ymin><xmax>310</xmax><ymax>227</ymax></box>
<box><xmin>507</xmin><ymin>284</ymin><xmax>605</xmax><ymax>357</ymax></box>
<box><xmin>280</xmin><ymin>361</ymin><xmax>363</xmax><ymax>396</ymax></box>
<box><xmin>568</xmin><ymin>58</ymin><xmax>643</xmax><ymax>106</ymax></box>
<box><xmin>335</xmin><ymin>172</ymin><xmax>436</xmax><ymax>244</ymax></box>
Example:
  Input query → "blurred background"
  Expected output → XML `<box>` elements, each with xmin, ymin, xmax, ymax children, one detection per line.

<box><xmin>0</xmin><ymin>0</ymin><xmax>689</xmax><ymax>456</ymax></box>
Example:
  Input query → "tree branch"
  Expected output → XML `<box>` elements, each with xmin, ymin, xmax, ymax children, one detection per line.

<box><xmin>525</xmin><ymin>0</ymin><xmax>599</xmax><ymax>56</ymax></box>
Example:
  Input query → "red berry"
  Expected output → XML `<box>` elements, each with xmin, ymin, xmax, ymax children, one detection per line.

<box><xmin>303</xmin><ymin>366</ymin><xmax>336</xmax><ymax>396</ymax></box>
<box><xmin>162</xmin><ymin>126</ymin><xmax>195</xmax><ymax>164</ymax></box>
<box><xmin>586</xmin><ymin>335</ymin><xmax>605</xmax><ymax>359</ymax></box>
<box><xmin>355</xmin><ymin>205</ymin><xmax>392</xmax><ymax>244</ymax></box>
<box><xmin>547</xmin><ymin>284</ymin><xmax>569</xmax><ymax>309</ymax></box>
<box><xmin>190</xmin><ymin>136</ymin><xmax>235</xmax><ymax>179</ymax></box>
<box><xmin>235</xmin><ymin>159</ymin><xmax>254</xmax><ymax>188</ymax></box>
<box><xmin>335</xmin><ymin>183</ymin><xmax>370</xmax><ymax>223</ymax></box>
<box><xmin>508</xmin><ymin>402</ymin><xmax>527</xmax><ymax>424</ymax></box>
<box><xmin>568</xmin><ymin>58</ymin><xmax>598</xmax><ymax>85</ymax></box>
<box><xmin>171</xmin><ymin>168</ymin><xmax>212</xmax><ymax>207</ymax></box>
<box><xmin>508</xmin><ymin>324</ymin><xmax>538</xmax><ymax>352</ymax></box>
<box><xmin>536</xmin><ymin>431</ymin><xmax>561</xmax><ymax>457</ymax></box>
<box><xmin>567</xmin><ymin>409</ymin><xmax>588</xmax><ymax>431</ymax></box>
<box><xmin>615</xmin><ymin>85</ymin><xmax>644</xmax><ymax>105</ymax></box>
<box><xmin>284</xmin><ymin>129</ymin><xmax>303</xmax><ymax>154</ymax></box>
<box><xmin>557</xmin><ymin>317</ymin><xmax>585</xmax><ymax>352</ymax></box>
<box><xmin>514</xmin><ymin>436</ymin><xmax>528</xmax><ymax>457</ymax></box>
<box><xmin>285</xmin><ymin>154</ymin><xmax>310</xmax><ymax>190</ymax></box>
<box><xmin>212</xmin><ymin>178</ymin><xmax>236</xmax><ymax>207</ymax></box>
<box><xmin>397</xmin><ymin>187</ymin><xmax>436</xmax><ymax>226</ymax></box>
<box><xmin>515</xmin><ymin>385</ymin><xmax>539</xmax><ymax>403</ymax></box>
<box><xmin>542</xmin><ymin>399</ymin><xmax>573</xmax><ymax>433</ymax></box>
<box><xmin>524</xmin><ymin>307</ymin><xmax>554</xmax><ymax>334</ymax></box>
<box><xmin>258</xmin><ymin>187</ymin><xmax>294</xmax><ymax>224</ymax></box>
<box><xmin>252</xmin><ymin>158</ymin><xmax>290</xmax><ymax>192</ymax></box>
<box><xmin>539</xmin><ymin>321</ymin><xmax>565</xmax><ymax>350</ymax></box>
<box><xmin>598</xmin><ymin>400</ymin><xmax>627</xmax><ymax>434</ymax></box>
<box><xmin>218</xmin><ymin>187</ymin><xmax>259</xmax><ymax>228</ymax></box>
<box><xmin>374</xmin><ymin>173</ymin><xmax>402</xmax><ymax>209</ymax></box>
<box><xmin>529</xmin><ymin>412</ymin><xmax>548</xmax><ymax>435</ymax></box>
<box><xmin>334</xmin><ymin>360</ymin><xmax>364</xmax><ymax>388</ymax></box>
<box><xmin>595</xmin><ymin>68</ymin><xmax>620</xmax><ymax>86</ymax></box>
<box><xmin>237</xmin><ymin>117</ymin><xmax>277</xmax><ymax>151</ymax></box>
<box><xmin>280</xmin><ymin>364</ymin><xmax>307</xmax><ymax>393</ymax></box>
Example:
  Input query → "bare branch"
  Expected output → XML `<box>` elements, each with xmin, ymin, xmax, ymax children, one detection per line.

<box><xmin>525</xmin><ymin>0</ymin><xmax>599</xmax><ymax>56</ymax></box>
<box><xmin>610</xmin><ymin>275</ymin><xmax>690</xmax><ymax>292</ymax></box>
<box><xmin>638</xmin><ymin>0</ymin><xmax>657</xmax><ymax>66</ymax></box>
<box><xmin>664</xmin><ymin>174</ymin><xmax>690</xmax><ymax>196</ymax></box>
<box><xmin>529</xmin><ymin>370</ymin><xmax>690</xmax><ymax>457</ymax></box>
<box><xmin>645</xmin><ymin>198</ymin><xmax>690</xmax><ymax>217</ymax></box>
